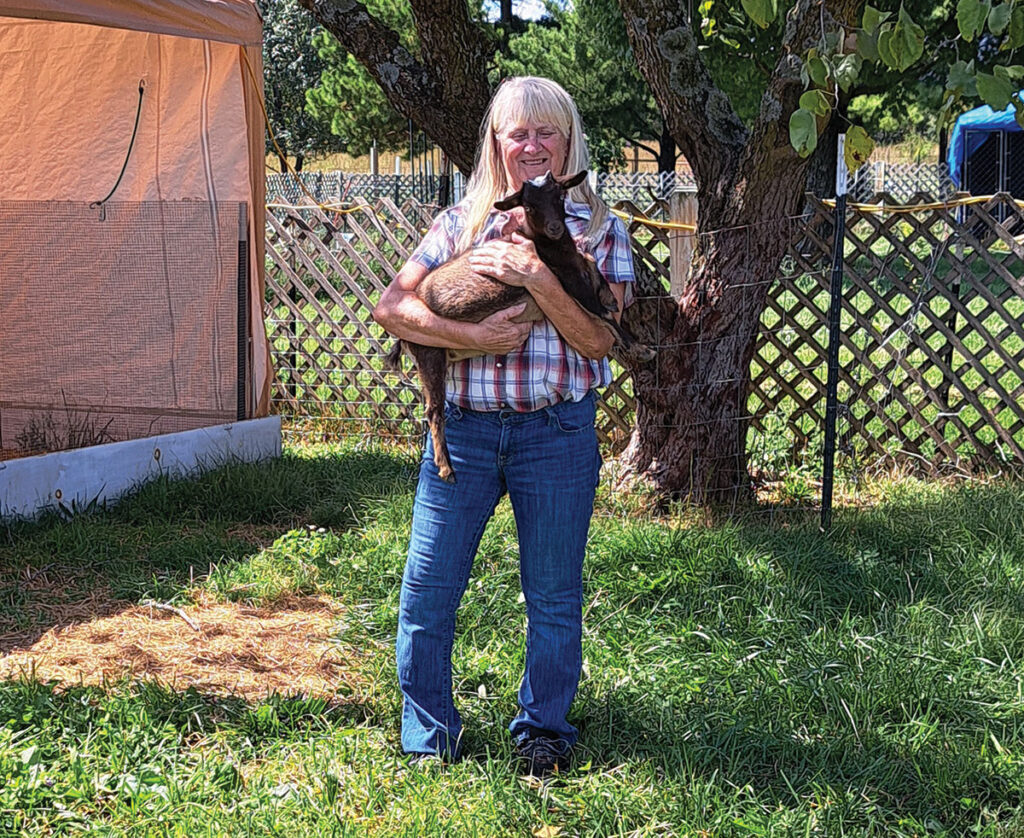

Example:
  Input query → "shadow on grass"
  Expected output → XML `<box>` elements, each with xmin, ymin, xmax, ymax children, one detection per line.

<box><xmin>573</xmin><ymin>481</ymin><xmax>1024</xmax><ymax>830</ymax></box>
<box><xmin>577</xmin><ymin>692</ymin><xmax>1020</xmax><ymax>830</ymax></box>
<box><xmin>0</xmin><ymin>448</ymin><xmax>417</xmax><ymax>652</ymax></box>
<box><xmin>0</xmin><ymin>675</ymin><xmax>380</xmax><ymax>756</ymax></box>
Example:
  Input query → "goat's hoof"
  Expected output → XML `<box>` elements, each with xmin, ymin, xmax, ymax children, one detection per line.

<box><xmin>435</xmin><ymin>460</ymin><xmax>457</xmax><ymax>484</ymax></box>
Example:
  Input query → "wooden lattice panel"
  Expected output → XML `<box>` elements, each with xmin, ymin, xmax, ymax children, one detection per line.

<box><xmin>773</xmin><ymin>193</ymin><xmax>1024</xmax><ymax>472</ymax></box>
<box><xmin>264</xmin><ymin>194</ymin><xmax>1024</xmax><ymax>474</ymax></box>
<box><xmin>264</xmin><ymin>200</ymin><xmax>423</xmax><ymax>439</ymax></box>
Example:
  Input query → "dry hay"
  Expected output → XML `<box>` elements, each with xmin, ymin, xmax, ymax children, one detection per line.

<box><xmin>0</xmin><ymin>594</ymin><xmax>360</xmax><ymax>702</ymax></box>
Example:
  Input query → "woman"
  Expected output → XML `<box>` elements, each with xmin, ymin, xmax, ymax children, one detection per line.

<box><xmin>373</xmin><ymin>76</ymin><xmax>635</xmax><ymax>777</ymax></box>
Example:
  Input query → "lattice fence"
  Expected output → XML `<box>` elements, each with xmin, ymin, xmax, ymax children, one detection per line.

<box><xmin>264</xmin><ymin>193</ymin><xmax>1024</xmax><ymax>475</ymax></box>
<box><xmin>849</xmin><ymin>162</ymin><xmax>956</xmax><ymax>203</ymax></box>
<box><xmin>830</xmin><ymin>192</ymin><xmax>1024</xmax><ymax>471</ymax></box>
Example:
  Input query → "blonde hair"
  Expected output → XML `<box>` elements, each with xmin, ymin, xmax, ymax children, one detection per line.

<box><xmin>455</xmin><ymin>76</ymin><xmax>609</xmax><ymax>255</ymax></box>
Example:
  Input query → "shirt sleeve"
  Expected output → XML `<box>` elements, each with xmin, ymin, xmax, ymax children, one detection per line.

<box><xmin>408</xmin><ymin>206</ymin><xmax>462</xmax><ymax>271</ymax></box>
<box><xmin>592</xmin><ymin>212</ymin><xmax>636</xmax><ymax>307</ymax></box>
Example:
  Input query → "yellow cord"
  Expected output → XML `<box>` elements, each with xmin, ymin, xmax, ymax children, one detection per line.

<box><xmin>820</xmin><ymin>194</ymin><xmax>1020</xmax><ymax>213</ymax></box>
<box><xmin>611</xmin><ymin>208</ymin><xmax>698</xmax><ymax>232</ymax></box>
<box><xmin>266</xmin><ymin>201</ymin><xmax>374</xmax><ymax>215</ymax></box>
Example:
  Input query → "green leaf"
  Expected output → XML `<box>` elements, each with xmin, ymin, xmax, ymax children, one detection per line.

<box><xmin>1005</xmin><ymin>7</ymin><xmax>1024</xmax><ymax>50</ymax></box>
<box><xmin>789</xmin><ymin>108</ymin><xmax>818</xmax><ymax>157</ymax></box>
<box><xmin>855</xmin><ymin>28</ymin><xmax>881</xmax><ymax>63</ymax></box>
<box><xmin>862</xmin><ymin>4</ymin><xmax>883</xmax><ymax>33</ymax></box>
<box><xmin>994</xmin><ymin>64</ymin><xmax>1024</xmax><ymax>80</ymax></box>
<box><xmin>844</xmin><ymin>125</ymin><xmax>875</xmax><ymax>173</ymax></box>
<box><xmin>957</xmin><ymin>0</ymin><xmax>990</xmax><ymax>41</ymax></box>
<box><xmin>807</xmin><ymin>56</ymin><xmax>829</xmax><ymax>86</ymax></box>
<box><xmin>877</xmin><ymin>5</ymin><xmax>925</xmax><ymax>72</ymax></box>
<box><xmin>989</xmin><ymin>2</ymin><xmax>1012</xmax><ymax>35</ymax></box>
<box><xmin>799</xmin><ymin>89</ymin><xmax>831</xmax><ymax>116</ymax></box>
<box><xmin>976</xmin><ymin>71</ymin><xmax>1015</xmax><ymax>109</ymax></box>
<box><xmin>1014</xmin><ymin>99</ymin><xmax>1024</xmax><ymax>128</ymax></box>
<box><xmin>947</xmin><ymin>59</ymin><xmax>978</xmax><ymax>96</ymax></box>
<box><xmin>834</xmin><ymin>53</ymin><xmax>863</xmax><ymax>93</ymax></box>
<box><xmin>740</xmin><ymin>0</ymin><xmax>778</xmax><ymax>29</ymax></box>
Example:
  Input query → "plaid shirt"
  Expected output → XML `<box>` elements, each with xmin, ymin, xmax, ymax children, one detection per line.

<box><xmin>408</xmin><ymin>198</ymin><xmax>636</xmax><ymax>412</ymax></box>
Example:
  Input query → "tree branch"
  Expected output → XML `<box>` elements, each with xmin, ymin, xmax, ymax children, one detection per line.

<box><xmin>297</xmin><ymin>0</ymin><xmax>493</xmax><ymax>173</ymax></box>
<box><xmin>615</xmin><ymin>0</ymin><xmax>747</xmax><ymax>195</ymax></box>
<box><xmin>738</xmin><ymin>0</ymin><xmax>862</xmax><ymax>219</ymax></box>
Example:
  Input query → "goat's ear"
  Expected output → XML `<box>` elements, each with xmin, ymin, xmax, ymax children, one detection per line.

<box><xmin>560</xmin><ymin>170</ymin><xmax>587</xmax><ymax>190</ymax></box>
<box><xmin>494</xmin><ymin>191</ymin><xmax>523</xmax><ymax>211</ymax></box>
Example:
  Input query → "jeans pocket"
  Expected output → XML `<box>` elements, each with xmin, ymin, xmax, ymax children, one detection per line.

<box><xmin>548</xmin><ymin>399</ymin><xmax>596</xmax><ymax>435</ymax></box>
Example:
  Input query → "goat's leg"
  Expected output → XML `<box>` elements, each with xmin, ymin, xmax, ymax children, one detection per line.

<box><xmin>409</xmin><ymin>343</ymin><xmax>456</xmax><ymax>483</ymax></box>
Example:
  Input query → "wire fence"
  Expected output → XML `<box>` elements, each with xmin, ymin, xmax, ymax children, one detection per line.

<box><xmin>266</xmin><ymin>171</ymin><xmax>696</xmax><ymax>208</ymax></box>
<box><xmin>848</xmin><ymin>162</ymin><xmax>956</xmax><ymax>203</ymax></box>
<box><xmin>263</xmin><ymin>189</ymin><xmax>1024</xmax><ymax>505</ymax></box>
<box><xmin>267</xmin><ymin>163</ymin><xmax>954</xmax><ymax>208</ymax></box>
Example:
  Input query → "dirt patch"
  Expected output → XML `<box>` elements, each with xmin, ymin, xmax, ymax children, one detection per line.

<box><xmin>0</xmin><ymin>594</ymin><xmax>360</xmax><ymax>702</ymax></box>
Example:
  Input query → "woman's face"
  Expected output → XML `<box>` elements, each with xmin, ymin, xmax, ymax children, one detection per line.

<box><xmin>496</xmin><ymin>118</ymin><xmax>568</xmax><ymax>191</ymax></box>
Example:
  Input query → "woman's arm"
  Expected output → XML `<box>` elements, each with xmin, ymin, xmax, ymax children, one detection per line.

<box><xmin>372</xmin><ymin>260</ymin><xmax>533</xmax><ymax>355</ymax></box>
<box><xmin>467</xmin><ymin>234</ymin><xmax>627</xmax><ymax>360</ymax></box>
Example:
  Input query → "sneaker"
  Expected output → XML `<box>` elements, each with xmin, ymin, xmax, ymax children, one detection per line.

<box><xmin>514</xmin><ymin>734</ymin><xmax>571</xmax><ymax>778</ymax></box>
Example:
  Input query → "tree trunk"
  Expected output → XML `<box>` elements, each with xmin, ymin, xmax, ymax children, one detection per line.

<box><xmin>614</xmin><ymin>0</ymin><xmax>861</xmax><ymax>502</ymax></box>
<box><xmin>295</xmin><ymin>154</ymin><xmax>305</xmax><ymax>173</ymax></box>
<box><xmin>621</xmin><ymin>150</ymin><xmax>809</xmax><ymax>501</ymax></box>
<box><xmin>622</xmin><ymin>221</ymin><xmax>784</xmax><ymax>500</ymax></box>
<box><xmin>277</xmin><ymin>154</ymin><xmax>288</xmax><ymax>174</ymax></box>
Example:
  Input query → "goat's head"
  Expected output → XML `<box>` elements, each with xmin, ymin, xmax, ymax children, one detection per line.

<box><xmin>494</xmin><ymin>171</ymin><xmax>587</xmax><ymax>241</ymax></box>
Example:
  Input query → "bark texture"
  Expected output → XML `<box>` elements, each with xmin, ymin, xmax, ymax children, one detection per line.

<box><xmin>617</xmin><ymin>0</ymin><xmax>863</xmax><ymax>500</ymax></box>
<box><xmin>298</xmin><ymin>0</ymin><xmax>491</xmax><ymax>173</ymax></box>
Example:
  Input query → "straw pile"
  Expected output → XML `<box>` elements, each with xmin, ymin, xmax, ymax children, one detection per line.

<box><xmin>0</xmin><ymin>593</ymin><xmax>359</xmax><ymax>701</ymax></box>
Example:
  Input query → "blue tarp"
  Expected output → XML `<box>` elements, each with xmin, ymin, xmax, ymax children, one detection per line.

<box><xmin>947</xmin><ymin>98</ymin><xmax>1023</xmax><ymax>187</ymax></box>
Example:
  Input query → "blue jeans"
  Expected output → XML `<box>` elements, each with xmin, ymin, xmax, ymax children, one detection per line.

<box><xmin>396</xmin><ymin>392</ymin><xmax>602</xmax><ymax>758</ymax></box>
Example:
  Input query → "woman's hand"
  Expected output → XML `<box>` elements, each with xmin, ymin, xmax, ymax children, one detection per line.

<box><xmin>467</xmin><ymin>302</ymin><xmax>533</xmax><ymax>354</ymax></box>
<box><xmin>468</xmin><ymin>233</ymin><xmax>555</xmax><ymax>290</ymax></box>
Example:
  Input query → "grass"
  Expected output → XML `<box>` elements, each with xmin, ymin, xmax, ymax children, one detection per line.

<box><xmin>3</xmin><ymin>439</ymin><xmax>1024</xmax><ymax>836</ymax></box>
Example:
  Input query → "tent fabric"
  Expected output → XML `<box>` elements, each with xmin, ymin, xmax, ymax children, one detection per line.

<box><xmin>0</xmin><ymin>0</ymin><xmax>270</xmax><ymax>417</ymax></box>
<box><xmin>0</xmin><ymin>0</ymin><xmax>262</xmax><ymax>45</ymax></box>
<box><xmin>947</xmin><ymin>98</ymin><xmax>1023</xmax><ymax>188</ymax></box>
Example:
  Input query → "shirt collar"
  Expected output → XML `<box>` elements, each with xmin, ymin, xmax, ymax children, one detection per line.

<box><xmin>565</xmin><ymin>198</ymin><xmax>592</xmax><ymax>220</ymax></box>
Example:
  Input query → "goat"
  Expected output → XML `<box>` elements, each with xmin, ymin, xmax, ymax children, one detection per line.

<box><xmin>387</xmin><ymin>170</ymin><xmax>654</xmax><ymax>483</ymax></box>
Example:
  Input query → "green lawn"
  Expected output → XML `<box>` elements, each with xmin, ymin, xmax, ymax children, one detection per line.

<box><xmin>4</xmin><ymin>440</ymin><xmax>1023</xmax><ymax>836</ymax></box>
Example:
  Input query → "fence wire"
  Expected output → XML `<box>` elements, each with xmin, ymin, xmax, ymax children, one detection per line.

<box><xmin>264</xmin><ymin>190</ymin><xmax>1024</xmax><ymax>507</ymax></box>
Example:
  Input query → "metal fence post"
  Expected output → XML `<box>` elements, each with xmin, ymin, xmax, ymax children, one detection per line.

<box><xmin>821</xmin><ymin>134</ymin><xmax>848</xmax><ymax>532</ymax></box>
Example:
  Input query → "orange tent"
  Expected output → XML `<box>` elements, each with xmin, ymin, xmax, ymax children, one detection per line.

<box><xmin>0</xmin><ymin>0</ymin><xmax>271</xmax><ymax>459</ymax></box>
